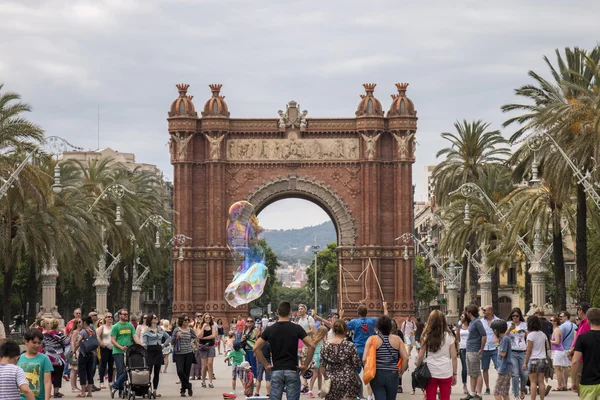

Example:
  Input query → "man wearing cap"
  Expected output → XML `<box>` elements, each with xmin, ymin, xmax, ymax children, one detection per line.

<box><xmin>568</xmin><ymin>302</ymin><xmax>591</xmax><ymax>389</ymax></box>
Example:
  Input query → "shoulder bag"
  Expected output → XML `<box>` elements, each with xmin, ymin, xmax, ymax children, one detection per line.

<box><xmin>363</xmin><ymin>336</ymin><xmax>377</xmax><ymax>384</ymax></box>
<box><xmin>321</xmin><ymin>342</ymin><xmax>342</xmax><ymax>396</ymax></box>
<box><xmin>544</xmin><ymin>337</ymin><xmax>554</xmax><ymax>379</ymax></box>
<box><xmin>411</xmin><ymin>345</ymin><xmax>431</xmax><ymax>389</ymax></box>
<box><xmin>80</xmin><ymin>329</ymin><xmax>99</xmax><ymax>355</ymax></box>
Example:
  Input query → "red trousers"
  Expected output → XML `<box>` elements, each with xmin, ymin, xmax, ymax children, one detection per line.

<box><xmin>425</xmin><ymin>377</ymin><xmax>452</xmax><ymax>400</ymax></box>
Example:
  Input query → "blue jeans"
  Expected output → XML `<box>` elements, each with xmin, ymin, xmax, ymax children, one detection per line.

<box><xmin>482</xmin><ymin>349</ymin><xmax>498</xmax><ymax>370</ymax></box>
<box><xmin>270</xmin><ymin>370</ymin><xmax>301</xmax><ymax>400</ymax></box>
<box><xmin>511</xmin><ymin>351</ymin><xmax>528</xmax><ymax>397</ymax></box>
<box><xmin>459</xmin><ymin>349</ymin><xmax>468</xmax><ymax>385</ymax></box>
<box><xmin>245</xmin><ymin>349</ymin><xmax>257</xmax><ymax>377</ymax></box>
<box><xmin>371</xmin><ymin>369</ymin><xmax>399</xmax><ymax>400</ymax></box>
<box><xmin>112</xmin><ymin>353</ymin><xmax>126</xmax><ymax>392</ymax></box>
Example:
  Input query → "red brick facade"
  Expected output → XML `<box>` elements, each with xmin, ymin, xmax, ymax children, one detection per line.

<box><xmin>168</xmin><ymin>83</ymin><xmax>418</xmax><ymax>320</ymax></box>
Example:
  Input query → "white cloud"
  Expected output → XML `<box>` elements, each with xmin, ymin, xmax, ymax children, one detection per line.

<box><xmin>0</xmin><ymin>0</ymin><xmax>598</xmax><ymax>228</ymax></box>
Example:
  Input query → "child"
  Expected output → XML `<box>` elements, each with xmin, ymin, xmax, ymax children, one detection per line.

<box><xmin>241</xmin><ymin>361</ymin><xmax>255</xmax><ymax>398</ymax></box>
<box><xmin>228</xmin><ymin>341</ymin><xmax>246</xmax><ymax>393</ymax></box>
<box><xmin>225</xmin><ymin>332</ymin><xmax>236</xmax><ymax>365</ymax></box>
<box><xmin>17</xmin><ymin>328</ymin><xmax>54</xmax><ymax>400</ymax></box>
<box><xmin>492</xmin><ymin>319</ymin><xmax>512</xmax><ymax>400</ymax></box>
<box><xmin>0</xmin><ymin>340</ymin><xmax>35</xmax><ymax>400</ymax></box>
<box><xmin>308</xmin><ymin>325</ymin><xmax>328</xmax><ymax>398</ymax></box>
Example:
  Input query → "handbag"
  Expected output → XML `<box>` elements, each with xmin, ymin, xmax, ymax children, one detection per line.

<box><xmin>411</xmin><ymin>347</ymin><xmax>431</xmax><ymax>389</ymax></box>
<box><xmin>544</xmin><ymin>338</ymin><xmax>554</xmax><ymax>379</ymax></box>
<box><xmin>80</xmin><ymin>329</ymin><xmax>99</xmax><ymax>354</ymax></box>
<box><xmin>321</xmin><ymin>375</ymin><xmax>331</xmax><ymax>396</ymax></box>
<box><xmin>363</xmin><ymin>336</ymin><xmax>377</xmax><ymax>384</ymax></box>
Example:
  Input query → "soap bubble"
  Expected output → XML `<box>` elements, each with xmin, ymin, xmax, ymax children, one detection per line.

<box><xmin>224</xmin><ymin>262</ymin><xmax>268</xmax><ymax>308</ymax></box>
<box><xmin>225</xmin><ymin>200</ymin><xmax>268</xmax><ymax>307</ymax></box>
<box><xmin>320</xmin><ymin>279</ymin><xmax>330</xmax><ymax>291</ymax></box>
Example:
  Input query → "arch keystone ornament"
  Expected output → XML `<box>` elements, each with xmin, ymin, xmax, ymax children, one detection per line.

<box><xmin>168</xmin><ymin>83</ymin><xmax>418</xmax><ymax>320</ymax></box>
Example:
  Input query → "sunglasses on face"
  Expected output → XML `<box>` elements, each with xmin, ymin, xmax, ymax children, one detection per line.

<box><xmin>246</xmin><ymin>320</ymin><xmax>253</xmax><ymax>323</ymax></box>
<box><xmin>121</xmin><ymin>313</ymin><xmax>128</xmax><ymax>316</ymax></box>
<box><xmin>511</xmin><ymin>315</ymin><xmax>519</xmax><ymax>318</ymax></box>
<box><xmin>184</xmin><ymin>318</ymin><xmax>190</xmax><ymax>322</ymax></box>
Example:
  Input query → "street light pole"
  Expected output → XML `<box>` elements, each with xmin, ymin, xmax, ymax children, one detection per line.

<box><xmin>312</xmin><ymin>244</ymin><xmax>320</xmax><ymax>313</ymax></box>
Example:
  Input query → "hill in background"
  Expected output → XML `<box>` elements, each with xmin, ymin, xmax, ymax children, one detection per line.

<box><xmin>262</xmin><ymin>221</ymin><xmax>336</xmax><ymax>264</ymax></box>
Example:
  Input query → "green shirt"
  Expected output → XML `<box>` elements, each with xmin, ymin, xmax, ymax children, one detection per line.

<box><xmin>111</xmin><ymin>322</ymin><xmax>136</xmax><ymax>355</ymax></box>
<box><xmin>17</xmin><ymin>353</ymin><xmax>53</xmax><ymax>400</ymax></box>
<box><xmin>229</xmin><ymin>349</ymin><xmax>246</xmax><ymax>366</ymax></box>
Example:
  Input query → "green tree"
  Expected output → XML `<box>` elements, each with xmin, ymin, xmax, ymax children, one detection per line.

<box><xmin>306</xmin><ymin>243</ymin><xmax>338</xmax><ymax>313</ymax></box>
<box><xmin>433</xmin><ymin>120</ymin><xmax>510</xmax><ymax>309</ymax></box>
<box><xmin>502</xmin><ymin>46</ymin><xmax>600</xmax><ymax>302</ymax></box>
<box><xmin>250</xmin><ymin>239</ymin><xmax>280</xmax><ymax>309</ymax></box>
<box><xmin>415</xmin><ymin>256</ymin><xmax>438</xmax><ymax>306</ymax></box>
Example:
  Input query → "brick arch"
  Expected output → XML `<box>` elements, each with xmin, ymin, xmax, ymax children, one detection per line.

<box><xmin>243</xmin><ymin>175</ymin><xmax>356</xmax><ymax>246</ymax></box>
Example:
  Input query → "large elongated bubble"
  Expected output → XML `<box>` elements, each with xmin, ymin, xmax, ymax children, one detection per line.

<box><xmin>225</xmin><ymin>201</ymin><xmax>268</xmax><ymax>307</ymax></box>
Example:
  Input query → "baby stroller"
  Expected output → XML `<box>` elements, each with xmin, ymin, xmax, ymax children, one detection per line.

<box><xmin>122</xmin><ymin>344</ymin><xmax>155</xmax><ymax>399</ymax></box>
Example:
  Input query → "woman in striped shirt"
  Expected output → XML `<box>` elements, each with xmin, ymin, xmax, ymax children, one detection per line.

<box><xmin>171</xmin><ymin>314</ymin><xmax>198</xmax><ymax>397</ymax></box>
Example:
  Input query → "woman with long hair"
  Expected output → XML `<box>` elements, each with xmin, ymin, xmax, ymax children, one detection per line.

<box><xmin>320</xmin><ymin>320</ymin><xmax>362</xmax><ymax>400</ymax></box>
<box><xmin>507</xmin><ymin>307</ymin><xmax>528</xmax><ymax>400</ymax></box>
<box><xmin>161</xmin><ymin>320</ymin><xmax>172</xmax><ymax>373</ymax></box>
<box><xmin>366</xmin><ymin>315</ymin><xmax>409</xmax><ymax>400</ymax></box>
<box><xmin>216</xmin><ymin>319</ymin><xmax>225</xmax><ymax>355</ymax></box>
<box><xmin>308</xmin><ymin>325</ymin><xmax>329</xmax><ymax>397</ymax></box>
<box><xmin>97</xmin><ymin>312</ymin><xmax>114</xmax><ymax>389</ymax></box>
<box><xmin>523</xmin><ymin>316</ymin><xmax>550</xmax><ymax>400</ymax></box>
<box><xmin>416</xmin><ymin>310</ymin><xmax>458</xmax><ymax>400</ymax></box>
<box><xmin>550</xmin><ymin>316</ymin><xmax>569</xmax><ymax>391</ymax></box>
<box><xmin>143</xmin><ymin>313</ymin><xmax>170</xmax><ymax>397</ymax></box>
<box><xmin>197</xmin><ymin>313</ymin><xmax>217</xmax><ymax>389</ymax></box>
<box><xmin>68</xmin><ymin>319</ymin><xmax>82</xmax><ymax>393</ymax></box>
<box><xmin>171</xmin><ymin>314</ymin><xmax>198</xmax><ymax>397</ymax></box>
<box><xmin>457</xmin><ymin>313</ymin><xmax>470</xmax><ymax>395</ymax></box>
<box><xmin>41</xmin><ymin>318</ymin><xmax>67</xmax><ymax>398</ymax></box>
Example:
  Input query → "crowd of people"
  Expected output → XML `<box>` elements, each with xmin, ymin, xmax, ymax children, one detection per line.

<box><xmin>0</xmin><ymin>300</ymin><xmax>598</xmax><ymax>400</ymax></box>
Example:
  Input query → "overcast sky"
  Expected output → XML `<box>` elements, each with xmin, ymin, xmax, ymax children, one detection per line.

<box><xmin>1</xmin><ymin>0</ymin><xmax>598</xmax><ymax>230</ymax></box>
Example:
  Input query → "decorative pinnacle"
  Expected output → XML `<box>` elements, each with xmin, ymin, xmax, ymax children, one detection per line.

<box><xmin>390</xmin><ymin>94</ymin><xmax>399</xmax><ymax>100</ymax></box>
<box><xmin>363</xmin><ymin>83</ymin><xmax>377</xmax><ymax>94</ymax></box>
<box><xmin>395</xmin><ymin>82</ymin><xmax>409</xmax><ymax>94</ymax></box>
<box><xmin>209</xmin><ymin>84</ymin><xmax>223</xmax><ymax>97</ymax></box>
<box><xmin>187</xmin><ymin>95</ymin><xmax>194</xmax><ymax>101</ymax></box>
<box><xmin>176</xmin><ymin>83</ymin><xmax>190</xmax><ymax>96</ymax></box>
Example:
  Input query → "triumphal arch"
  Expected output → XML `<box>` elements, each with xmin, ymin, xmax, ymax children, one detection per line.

<box><xmin>167</xmin><ymin>82</ymin><xmax>418</xmax><ymax>319</ymax></box>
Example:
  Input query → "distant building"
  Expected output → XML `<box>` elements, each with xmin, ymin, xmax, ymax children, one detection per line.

<box><xmin>424</xmin><ymin>164</ymin><xmax>436</xmax><ymax>201</ymax></box>
<box><xmin>59</xmin><ymin>147</ymin><xmax>161</xmax><ymax>175</ymax></box>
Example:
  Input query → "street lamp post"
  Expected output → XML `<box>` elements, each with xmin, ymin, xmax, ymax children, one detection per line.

<box><xmin>396</xmin><ymin>233</ymin><xmax>463</xmax><ymax>322</ymax></box>
<box><xmin>312</xmin><ymin>245</ymin><xmax>320</xmax><ymax>313</ymax></box>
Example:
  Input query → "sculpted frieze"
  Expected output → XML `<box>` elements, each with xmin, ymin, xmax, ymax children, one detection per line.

<box><xmin>227</xmin><ymin>138</ymin><xmax>359</xmax><ymax>161</ymax></box>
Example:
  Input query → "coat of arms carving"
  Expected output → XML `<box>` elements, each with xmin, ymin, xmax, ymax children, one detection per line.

<box><xmin>277</xmin><ymin>100</ymin><xmax>307</xmax><ymax>130</ymax></box>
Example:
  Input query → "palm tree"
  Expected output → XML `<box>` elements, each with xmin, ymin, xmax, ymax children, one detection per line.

<box><xmin>502</xmin><ymin>46</ymin><xmax>600</xmax><ymax>303</ymax></box>
<box><xmin>433</xmin><ymin>120</ymin><xmax>510</xmax><ymax>309</ymax></box>
<box><xmin>0</xmin><ymin>84</ymin><xmax>45</xmax><ymax>327</ymax></box>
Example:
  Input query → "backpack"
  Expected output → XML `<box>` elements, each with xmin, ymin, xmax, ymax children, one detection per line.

<box><xmin>80</xmin><ymin>329</ymin><xmax>99</xmax><ymax>355</ymax></box>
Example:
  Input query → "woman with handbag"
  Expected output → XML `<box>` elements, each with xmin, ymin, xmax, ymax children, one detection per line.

<box><xmin>522</xmin><ymin>316</ymin><xmax>551</xmax><ymax>400</ymax></box>
<box><xmin>75</xmin><ymin>316</ymin><xmax>98</xmax><ymax>398</ymax></box>
<box><xmin>97</xmin><ymin>313</ymin><xmax>114</xmax><ymax>389</ymax></box>
<box><xmin>143</xmin><ymin>313</ymin><xmax>171</xmax><ymax>397</ymax></box>
<box><xmin>365</xmin><ymin>315</ymin><xmax>409</xmax><ymax>400</ymax></box>
<box><xmin>416</xmin><ymin>310</ymin><xmax>458</xmax><ymax>400</ymax></box>
<box><xmin>198</xmin><ymin>313</ymin><xmax>217</xmax><ymax>388</ymax></box>
<box><xmin>320</xmin><ymin>320</ymin><xmax>362</xmax><ymax>400</ymax></box>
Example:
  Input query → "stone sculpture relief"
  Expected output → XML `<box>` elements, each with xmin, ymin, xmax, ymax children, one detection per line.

<box><xmin>392</xmin><ymin>132</ymin><xmax>415</xmax><ymax>160</ymax></box>
<box><xmin>360</xmin><ymin>132</ymin><xmax>382</xmax><ymax>160</ymax></box>
<box><xmin>170</xmin><ymin>132</ymin><xmax>194</xmax><ymax>160</ymax></box>
<box><xmin>227</xmin><ymin>138</ymin><xmax>360</xmax><ymax>161</ymax></box>
<box><xmin>277</xmin><ymin>100</ymin><xmax>308</xmax><ymax>129</ymax></box>
<box><xmin>206</xmin><ymin>133</ymin><xmax>225</xmax><ymax>160</ymax></box>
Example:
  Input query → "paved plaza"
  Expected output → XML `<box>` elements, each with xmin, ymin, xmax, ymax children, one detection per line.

<box><xmin>50</xmin><ymin>350</ymin><xmax>581</xmax><ymax>400</ymax></box>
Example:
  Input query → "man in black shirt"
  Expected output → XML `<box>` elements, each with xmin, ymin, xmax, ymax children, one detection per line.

<box><xmin>254</xmin><ymin>301</ymin><xmax>315</xmax><ymax>400</ymax></box>
<box><xmin>572</xmin><ymin>307</ymin><xmax>600</xmax><ymax>397</ymax></box>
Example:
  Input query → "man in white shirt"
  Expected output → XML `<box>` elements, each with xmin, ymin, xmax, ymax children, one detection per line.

<box><xmin>261</xmin><ymin>314</ymin><xmax>269</xmax><ymax>333</ymax></box>
<box><xmin>480</xmin><ymin>305</ymin><xmax>500</xmax><ymax>395</ymax></box>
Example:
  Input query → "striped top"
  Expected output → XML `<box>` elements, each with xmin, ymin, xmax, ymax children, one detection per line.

<box><xmin>0</xmin><ymin>363</ymin><xmax>27</xmax><ymax>400</ymax></box>
<box><xmin>375</xmin><ymin>334</ymin><xmax>399</xmax><ymax>371</ymax></box>
<box><xmin>171</xmin><ymin>327</ymin><xmax>197</xmax><ymax>355</ymax></box>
